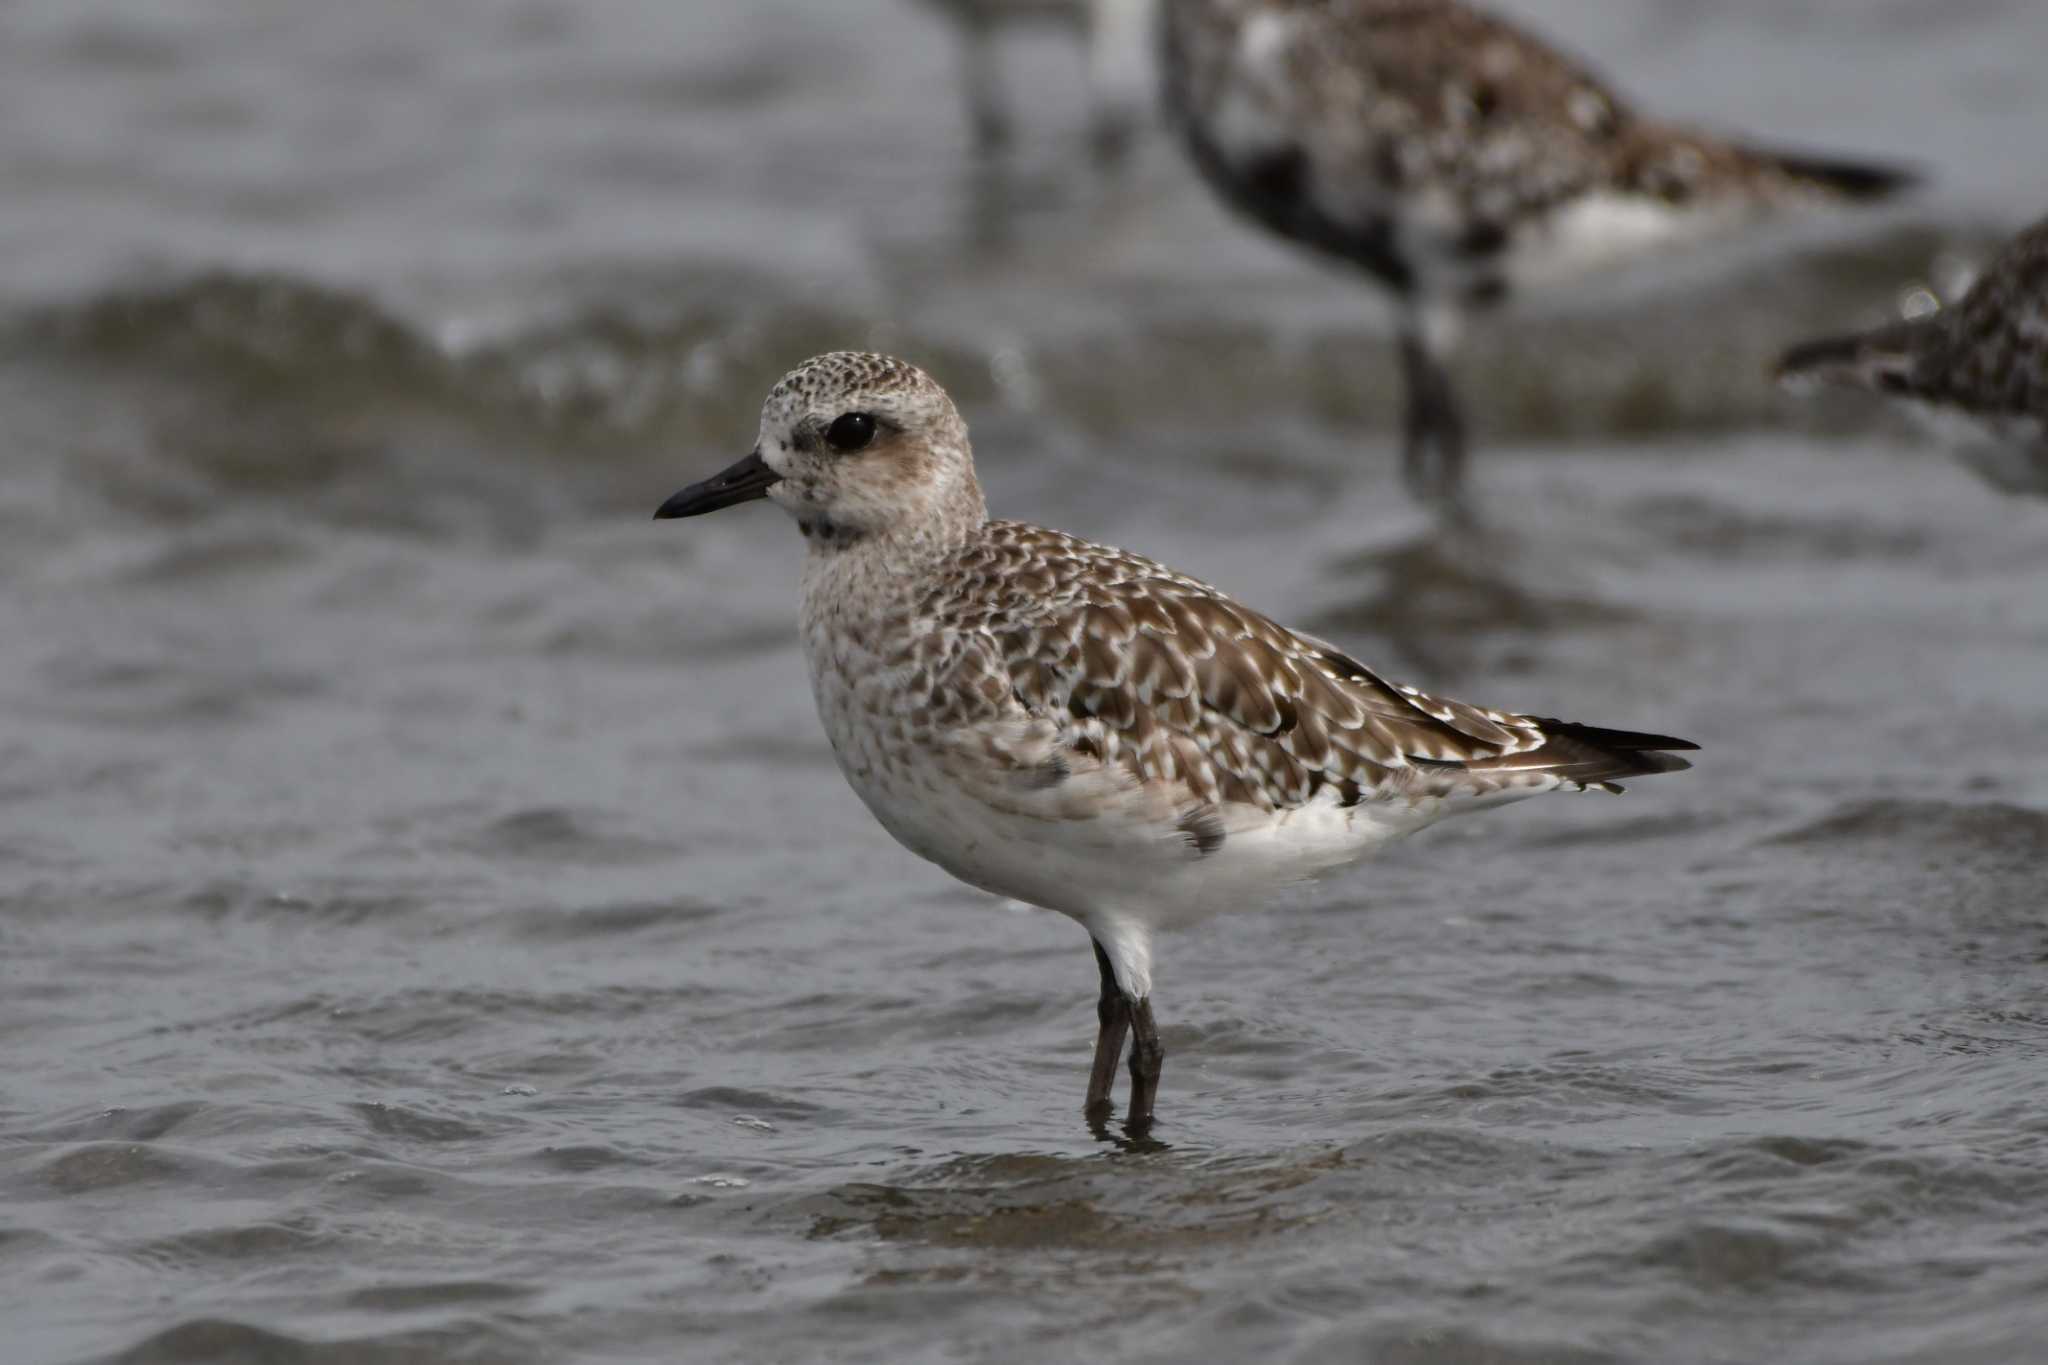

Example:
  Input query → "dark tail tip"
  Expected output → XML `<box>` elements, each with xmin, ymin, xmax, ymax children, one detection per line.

<box><xmin>1751</xmin><ymin>143</ymin><xmax>1921</xmax><ymax>202</ymax></box>
<box><xmin>1532</xmin><ymin>719</ymin><xmax>1699</xmax><ymax>780</ymax></box>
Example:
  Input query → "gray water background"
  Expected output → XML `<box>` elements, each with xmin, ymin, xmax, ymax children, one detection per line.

<box><xmin>4</xmin><ymin>2</ymin><xmax>2048</xmax><ymax>1361</ymax></box>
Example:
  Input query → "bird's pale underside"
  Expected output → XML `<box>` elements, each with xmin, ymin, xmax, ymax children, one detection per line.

<box><xmin>1161</xmin><ymin>0</ymin><xmax>1913</xmax><ymax>514</ymax></box>
<box><xmin>657</xmin><ymin>352</ymin><xmax>1697</xmax><ymax>1131</ymax></box>
<box><xmin>1778</xmin><ymin>213</ymin><xmax>2048</xmax><ymax>496</ymax></box>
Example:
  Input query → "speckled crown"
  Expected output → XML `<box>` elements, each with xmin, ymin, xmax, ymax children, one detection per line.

<box><xmin>763</xmin><ymin>352</ymin><xmax>940</xmax><ymax>420</ymax></box>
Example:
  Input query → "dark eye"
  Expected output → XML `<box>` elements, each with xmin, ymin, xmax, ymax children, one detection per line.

<box><xmin>824</xmin><ymin>412</ymin><xmax>877</xmax><ymax>454</ymax></box>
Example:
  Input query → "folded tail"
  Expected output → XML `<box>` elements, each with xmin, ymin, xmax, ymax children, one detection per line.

<box><xmin>1412</xmin><ymin>719</ymin><xmax>1698</xmax><ymax>795</ymax></box>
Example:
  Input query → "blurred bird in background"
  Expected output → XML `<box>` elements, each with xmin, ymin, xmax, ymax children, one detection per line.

<box><xmin>1161</xmin><ymin>0</ymin><xmax>1916</xmax><ymax>520</ymax></box>
<box><xmin>1777</xmin><ymin>213</ymin><xmax>2048</xmax><ymax>498</ymax></box>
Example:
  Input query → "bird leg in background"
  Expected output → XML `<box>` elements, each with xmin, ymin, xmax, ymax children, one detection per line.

<box><xmin>1086</xmin><ymin>937</ymin><xmax>1131</xmax><ymax>1121</ymax></box>
<box><xmin>1125</xmin><ymin>996</ymin><xmax>1165</xmax><ymax>1131</ymax></box>
<box><xmin>956</xmin><ymin>18</ymin><xmax>1013</xmax><ymax>152</ymax></box>
<box><xmin>1399</xmin><ymin>319</ymin><xmax>1471</xmax><ymax>516</ymax></box>
<box><xmin>1084</xmin><ymin>0</ymin><xmax>1154</xmax><ymax>163</ymax></box>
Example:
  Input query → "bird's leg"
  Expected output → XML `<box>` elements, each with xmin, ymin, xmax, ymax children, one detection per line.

<box><xmin>957</xmin><ymin>20</ymin><xmax>1013</xmax><ymax>153</ymax></box>
<box><xmin>1125</xmin><ymin>996</ymin><xmax>1165</xmax><ymax>1132</ymax></box>
<box><xmin>1397</xmin><ymin>313</ymin><xmax>1472</xmax><ymax>521</ymax></box>
<box><xmin>1083</xmin><ymin>0</ymin><xmax>1151</xmax><ymax>163</ymax></box>
<box><xmin>1085</xmin><ymin>95</ymin><xmax>1139</xmax><ymax>166</ymax></box>
<box><xmin>1085</xmin><ymin>938</ymin><xmax>1130</xmax><ymax>1123</ymax></box>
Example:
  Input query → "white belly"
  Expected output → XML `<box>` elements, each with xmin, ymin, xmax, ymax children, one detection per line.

<box><xmin>1494</xmin><ymin>192</ymin><xmax>1750</xmax><ymax>294</ymax></box>
<box><xmin>807</xmin><ymin>637</ymin><xmax>1439</xmax><ymax>929</ymax></box>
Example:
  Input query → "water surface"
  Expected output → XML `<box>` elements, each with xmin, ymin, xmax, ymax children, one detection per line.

<box><xmin>3</xmin><ymin>3</ymin><xmax>2048</xmax><ymax>1362</ymax></box>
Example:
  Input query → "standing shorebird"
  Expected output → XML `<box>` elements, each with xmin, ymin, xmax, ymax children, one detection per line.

<box><xmin>912</xmin><ymin>0</ymin><xmax>1154</xmax><ymax>158</ymax></box>
<box><xmin>1161</xmin><ymin>0</ymin><xmax>1914</xmax><ymax>513</ymax></box>
<box><xmin>655</xmin><ymin>352</ymin><xmax>1697</xmax><ymax>1131</ymax></box>
<box><xmin>1776</xmin><ymin>213</ymin><xmax>2048</xmax><ymax>498</ymax></box>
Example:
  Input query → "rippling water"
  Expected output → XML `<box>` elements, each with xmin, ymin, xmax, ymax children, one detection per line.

<box><xmin>5</xmin><ymin>3</ymin><xmax>2048</xmax><ymax>1363</ymax></box>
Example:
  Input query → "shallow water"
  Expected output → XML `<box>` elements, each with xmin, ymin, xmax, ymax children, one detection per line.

<box><xmin>4</xmin><ymin>3</ymin><xmax>2048</xmax><ymax>1363</ymax></box>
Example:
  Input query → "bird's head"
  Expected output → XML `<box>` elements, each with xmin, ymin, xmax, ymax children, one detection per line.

<box><xmin>655</xmin><ymin>351</ymin><xmax>985</xmax><ymax>545</ymax></box>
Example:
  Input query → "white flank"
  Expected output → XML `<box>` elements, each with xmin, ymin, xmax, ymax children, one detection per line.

<box><xmin>1502</xmin><ymin>192</ymin><xmax>1744</xmax><ymax>292</ymax></box>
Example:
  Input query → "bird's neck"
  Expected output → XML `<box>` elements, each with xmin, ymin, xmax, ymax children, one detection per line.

<box><xmin>800</xmin><ymin>487</ymin><xmax>988</xmax><ymax>622</ymax></box>
<box><xmin>801</xmin><ymin>471</ymin><xmax>987</xmax><ymax>567</ymax></box>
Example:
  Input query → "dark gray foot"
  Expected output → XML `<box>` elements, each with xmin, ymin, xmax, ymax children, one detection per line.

<box><xmin>1398</xmin><ymin>330</ymin><xmax>1473</xmax><ymax>521</ymax></box>
<box><xmin>1087</xmin><ymin>108</ymin><xmax>1138</xmax><ymax>165</ymax></box>
<box><xmin>1084</xmin><ymin>938</ymin><xmax>1130</xmax><ymax>1124</ymax></box>
<box><xmin>970</xmin><ymin>101</ymin><xmax>1014</xmax><ymax>155</ymax></box>
<box><xmin>1125</xmin><ymin>997</ymin><xmax>1164</xmax><ymax>1133</ymax></box>
<box><xmin>958</xmin><ymin>27</ymin><xmax>1014</xmax><ymax>156</ymax></box>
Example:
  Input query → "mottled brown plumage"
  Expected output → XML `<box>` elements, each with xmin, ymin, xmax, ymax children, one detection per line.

<box><xmin>656</xmin><ymin>351</ymin><xmax>1697</xmax><ymax>1130</ymax></box>
<box><xmin>921</xmin><ymin>520</ymin><xmax>1687</xmax><ymax>825</ymax></box>
<box><xmin>1162</xmin><ymin>0</ymin><xmax>1914</xmax><ymax>510</ymax></box>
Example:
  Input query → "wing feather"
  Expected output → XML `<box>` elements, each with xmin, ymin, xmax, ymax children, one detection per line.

<box><xmin>935</xmin><ymin>523</ymin><xmax>1693</xmax><ymax>815</ymax></box>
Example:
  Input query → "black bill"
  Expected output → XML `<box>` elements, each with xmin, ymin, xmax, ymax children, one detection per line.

<box><xmin>653</xmin><ymin>451</ymin><xmax>782</xmax><ymax>519</ymax></box>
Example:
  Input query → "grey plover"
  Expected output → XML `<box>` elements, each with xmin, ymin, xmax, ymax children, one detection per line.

<box><xmin>912</xmin><ymin>0</ymin><xmax>1154</xmax><ymax>157</ymax></box>
<box><xmin>1161</xmin><ymin>0</ymin><xmax>1914</xmax><ymax>513</ymax></box>
<box><xmin>1777</xmin><ymin>213</ymin><xmax>2048</xmax><ymax>497</ymax></box>
<box><xmin>655</xmin><ymin>352</ymin><xmax>1696</xmax><ymax>1131</ymax></box>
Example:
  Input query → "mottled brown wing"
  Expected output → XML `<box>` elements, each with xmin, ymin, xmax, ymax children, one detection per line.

<box><xmin>1295</xmin><ymin>0</ymin><xmax>1637</xmax><ymax>215</ymax></box>
<box><xmin>1332</xmin><ymin>2</ymin><xmax>1631</xmax><ymax>130</ymax></box>
<box><xmin>943</xmin><ymin>523</ymin><xmax>1579</xmax><ymax>815</ymax></box>
<box><xmin>951</xmin><ymin>522</ymin><xmax>1698</xmax><ymax>812</ymax></box>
